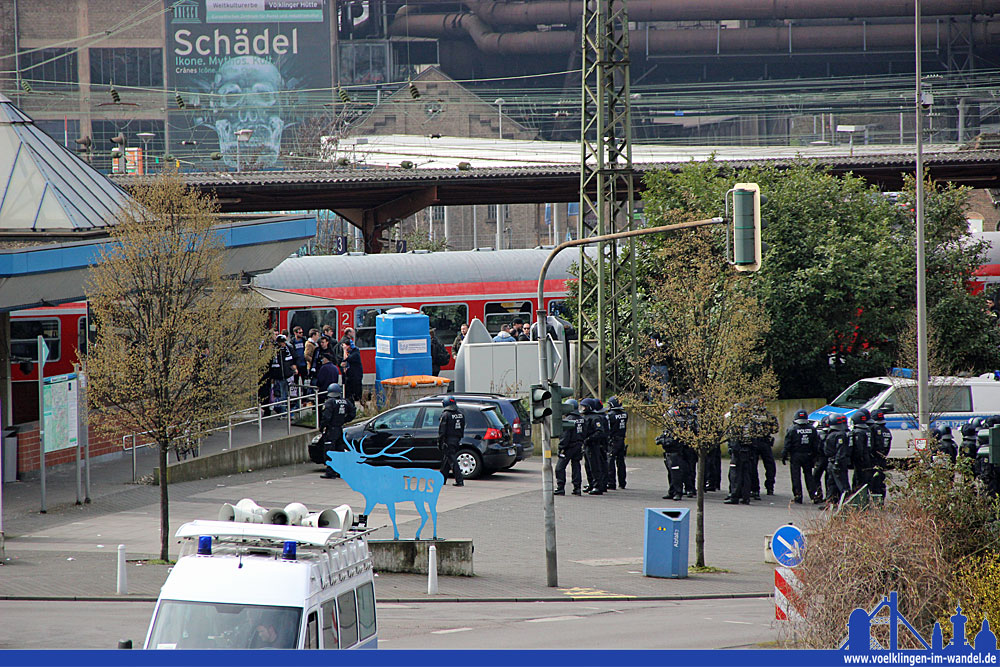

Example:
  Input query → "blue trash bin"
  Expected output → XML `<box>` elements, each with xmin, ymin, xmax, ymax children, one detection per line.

<box><xmin>643</xmin><ymin>507</ymin><xmax>690</xmax><ymax>578</ymax></box>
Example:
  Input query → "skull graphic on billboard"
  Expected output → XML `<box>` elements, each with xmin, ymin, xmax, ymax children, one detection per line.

<box><xmin>209</xmin><ymin>56</ymin><xmax>285</xmax><ymax>169</ymax></box>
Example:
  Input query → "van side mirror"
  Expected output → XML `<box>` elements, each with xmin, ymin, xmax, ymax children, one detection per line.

<box><xmin>881</xmin><ymin>402</ymin><xmax>895</xmax><ymax>414</ymax></box>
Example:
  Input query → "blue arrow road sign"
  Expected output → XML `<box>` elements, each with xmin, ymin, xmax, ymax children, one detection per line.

<box><xmin>771</xmin><ymin>524</ymin><xmax>805</xmax><ymax>568</ymax></box>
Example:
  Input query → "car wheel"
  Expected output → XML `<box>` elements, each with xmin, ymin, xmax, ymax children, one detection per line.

<box><xmin>456</xmin><ymin>448</ymin><xmax>483</xmax><ymax>480</ymax></box>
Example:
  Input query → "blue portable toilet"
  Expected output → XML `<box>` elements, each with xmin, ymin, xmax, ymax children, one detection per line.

<box><xmin>643</xmin><ymin>507</ymin><xmax>690</xmax><ymax>578</ymax></box>
<box><xmin>375</xmin><ymin>309</ymin><xmax>432</xmax><ymax>393</ymax></box>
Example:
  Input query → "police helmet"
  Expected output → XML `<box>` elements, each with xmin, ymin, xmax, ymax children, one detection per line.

<box><xmin>851</xmin><ymin>411</ymin><xmax>868</xmax><ymax>425</ymax></box>
<box><xmin>327</xmin><ymin>383</ymin><xmax>342</xmax><ymax>397</ymax></box>
<box><xmin>856</xmin><ymin>408</ymin><xmax>871</xmax><ymax>421</ymax></box>
<box><xmin>929</xmin><ymin>425</ymin><xmax>943</xmax><ymax>439</ymax></box>
<box><xmin>938</xmin><ymin>425</ymin><xmax>953</xmax><ymax>438</ymax></box>
<box><xmin>818</xmin><ymin>415</ymin><xmax>831</xmax><ymax>429</ymax></box>
<box><xmin>830</xmin><ymin>414</ymin><xmax>848</xmax><ymax>429</ymax></box>
<box><xmin>989</xmin><ymin>415</ymin><xmax>1000</xmax><ymax>428</ymax></box>
<box><xmin>607</xmin><ymin>396</ymin><xmax>621</xmax><ymax>409</ymax></box>
<box><xmin>564</xmin><ymin>399</ymin><xmax>579</xmax><ymax>413</ymax></box>
<box><xmin>579</xmin><ymin>398</ymin><xmax>593</xmax><ymax>413</ymax></box>
<box><xmin>793</xmin><ymin>409</ymin><xmax>810</xmax><ymax>424</ymax></box>
<box><xmin>872</xmin><ymin>411</ymin><xmax>886</xmax><ymax>424</ymax></box>
<box><xmin>442</xmin><ymin>396</ymin><xmax>457</xmax><ymax>408</ymax></box>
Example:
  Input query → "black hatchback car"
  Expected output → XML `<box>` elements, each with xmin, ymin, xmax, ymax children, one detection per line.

<box><xmin>331</xmin><ymin>401</ymin><xmax>516</xmax><ymax>479</ymax></box>
<box><xmin>416</xmin><ymin>393</ymin><xmax>533</xmax><ymax>466</ymax></box>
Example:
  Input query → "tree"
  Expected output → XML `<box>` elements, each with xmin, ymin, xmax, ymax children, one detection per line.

<box><xmin>633</xmin><ymin>162</ymin><xmax>1000</xmax><ymax>400</ymax></box>
<box><xmin>86</xmin><ymin>171</ymin><xmax>270</xmax><ymax>560</ymax></box>
<box><xmin>627</xmin><ymin>225</ymin><xmax>777</xmax><ymax>568</ymax></box>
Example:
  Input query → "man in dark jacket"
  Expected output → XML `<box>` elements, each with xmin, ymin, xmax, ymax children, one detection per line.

<box><xmin>438</xmin><ymin>397</ymin><xmax>466</xmax><ymax>486</ymax></box>
<box><xmin>313</xmin><ymin>356</ymin><xmax>340</xmax><ymax>403</ymax></box>
<box><xmin>270</xmin><ymin>335</ymin><xmax>296</xmax><ymax>413</ymax></box>
<box><xmin>320</xmin><ymin>383</ymin><xmax>356</xmax><ymax>479</ymax></box>
<box><xmin>430</xmin><ymin>328</ymin><xmax>450</xmax><ymax>376</ymax></box>
<box><xmin>341</xmin><ymin>343</ymin><xmax>364</xmax><ymax>403</ymax></box>
<box><xmin>782</xmin><ymin>409</ymin><xmax>820</xmax><ymax>504</ymax></box>
<box><xmin>581</xmin><ymin>398</ymin><xmax>608</xmax><ymax>495</ymax></box>
<box><xmin>658</xmin><ymin>416</ymin><xmax>688</xmax><ymax>501</ymax></box>
<box><xmin>825</xmin><ymin>414</ymin><xmax>852</xmax><ymax>501</ymax></box>
<box><xmin>747</xmin><ymin>399</ymin><xmax>779</xmax><ymax>499</ymax></box>
<box><xmin>554</xmin><ymin>399</ymin><xmax>585</xmax><ymax>496</ymax></box>
<box><xmin>724</xmin><ymin>404</ymin><xmax>753</xmax><ymax>505</ymax></box>
<box><xmin>605</xmin><ymin>396</ymin><xmax>628</xmax><ymax>490</ymax></box>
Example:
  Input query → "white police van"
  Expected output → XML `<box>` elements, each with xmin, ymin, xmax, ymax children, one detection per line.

<box><xmin>143</xmin><ymin>500</ymin><xmax>377</xmax><ymax>650</ymax></box>
<box><xmin>809</xmin><ymin>372</ymin><xmax>1000</xmax><ymax>458</ymax></box>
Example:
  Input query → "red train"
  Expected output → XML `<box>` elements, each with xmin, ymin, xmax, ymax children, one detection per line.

<box><xmin>9</xmin><ymin>248</ymin><xmax>577</xmax><ymax>424</ymax></box>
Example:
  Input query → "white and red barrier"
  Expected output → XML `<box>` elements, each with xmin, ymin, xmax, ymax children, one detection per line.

<box><xmin>775</xmin><ymin>566</ymin><xmax>806</xmax><ymax>621</ymax></box>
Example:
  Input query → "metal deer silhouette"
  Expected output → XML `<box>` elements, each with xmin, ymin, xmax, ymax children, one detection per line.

<box><xmin>327</xmin><ymin>433</ymin><xmax>444</xmax><ymax>539</ymax></box>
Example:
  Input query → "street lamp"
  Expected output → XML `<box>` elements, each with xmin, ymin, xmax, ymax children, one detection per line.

<box><xmin>234</xmin><ymin>128</ymin><xmax>253</xmax><ymax>172</ymax></box>
<box><xmin>136</xmin><ymin>132</ymin><xmax>155</xmax><ymax>174</ymax></box>
<box><xmin>914</xmin><ymin>0</ymin><xmax>930</xmax><ymax>436</ymax></box>
<box><xmin>494</xmin><ymin>98</ymin><xmax>506</xmax><ymax>139</ymax></box>
<box><xmin>835</xmin><ymin>125</ymin><xmax>865</xmax><ymax>156</ymax></box>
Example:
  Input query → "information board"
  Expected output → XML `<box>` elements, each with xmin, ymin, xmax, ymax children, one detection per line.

<box><xmin>42</xmin><ymin>373</ymin><xmax>78</xmax><ymax>454</ymax></box>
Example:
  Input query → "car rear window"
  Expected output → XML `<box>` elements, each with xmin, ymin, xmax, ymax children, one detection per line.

<box><xmin>510</xmin><ymin>399</ymin><xmax>529</xmax><ymax>424</ymax></box>
<box><xmin>482</xmin><ymin>407</ymin><xmax>506</xmax><ymax>429</ymax></box>
<box><xmin>463</xmin><ymin>407</ymin><xmax>487</xmax><ymax>429</ymax></box>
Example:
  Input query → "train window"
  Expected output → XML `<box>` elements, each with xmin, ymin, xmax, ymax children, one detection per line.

<box><xmin>11</xmin><ymin>319</ymin><xmax>60</xmax><ymax>362</ymax></box>
<box><xmin>288</xmin><ymin>309</ymin><xmax>338</xmax><ymax>337</ymax></box>
<box><xmin>548</xmin><ymin>300</ymin><xmax>567</xmax><ymax>317</ymax></box>
<box><xmin>421</xmin><ymin>304</ymin><xmax>468</xmax><ymax>345</ymax></box>
<box><xmin>484</xmin><ymin>301</ymin><xmax>533</xmax><ymax>335</ymax></box>
<box><xmin>77</xmin><ymin>316</ymin><xmax>88</xmax><ymax>357</ymax></box>
<box><xmin>355</xmin><ymin>306</ymin><xmax>402</xmax><ymax>349</ymax></box>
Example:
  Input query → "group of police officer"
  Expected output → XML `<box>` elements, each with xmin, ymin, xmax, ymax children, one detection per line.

<box><xmin>931</xmin><ymin>416</ymin><xmax>1000</xmax><ymax>494</ymax></box>
<box><xmin>554</xmin><ymin>397</ymin><xmax>629</xmax><ymax>496</ymax></box>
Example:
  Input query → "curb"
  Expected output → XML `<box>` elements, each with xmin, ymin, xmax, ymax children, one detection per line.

<box><xmin>0</xmin><ymin>592</ymin><xmax>773</xmax><ymax>603</ymax></box>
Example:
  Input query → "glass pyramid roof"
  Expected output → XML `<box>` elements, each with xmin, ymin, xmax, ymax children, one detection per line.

<box><xmin>0</xmin><ymin>93</ymin><xmax>127</xmax><ymax>232</ymax></box>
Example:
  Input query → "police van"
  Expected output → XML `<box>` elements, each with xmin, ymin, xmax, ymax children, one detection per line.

<box><xmin>142</xmin><ymin>500</ymin><xmax>377</xmax><ymax>650</ymax></box>
<box><xmin>809</xmin><ymin>372</ymin><xmax>1000</xmax><ymax>458</ymax></box>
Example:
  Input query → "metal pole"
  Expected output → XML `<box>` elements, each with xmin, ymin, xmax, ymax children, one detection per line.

<box><xmin>131</xmin><ymin>434</ymin><xmax>137</xmax><ymax>483</ymax></box>
<box><xmin>554</xmin><ymin>203</ymin><xmax>562</xmax><ymax>245</ymax></box>
<box><xmin>38</xmin><ymin>336</ymin><xmax>46</xmax><ymax>513</ymax></box>
<box><xmin>228</xmin><ymin>415</ymin><xmax>233</xmax><ymax>451</ymax></box>
<box><xmin>536</xmin><ymin>215</ymin><xmax>724</xmax><ymax>587</ymax></box>
<box><xmin>495</xmin><ymin>206</ymin><xmax>502</xmax><ymax>250</ymax></box>
<box><xmin>116</xmin><ymin>544</ymin><xmax>128</xmax><ymax>595</ymax></box>
<box><xmin>287</xmin><ymin>391</ymin><xmax>292</xmax><ymax>434</ymax></box>
<box><xmin>81</xmin><ymin>372</ymin><xmax>90</xmax><ymax>502</ymax></box>
<box><xmin>258</xmin><ymin>404</ymin><xmax>263</xmax><ymax>441</ymax></box>
<box><xmin>915</xmin><ymin>0</ymin><xmax>929</xmax><ymax>436</ymax></box>
<box><xmin>472</xmin><ymin>205</ymin><xmax>478</xmax><ymax>249</ymax></box>
<box><xmin>443</xmin><ymin>206</ymin><xmax>450</xmax><ymax>248</ymax></box>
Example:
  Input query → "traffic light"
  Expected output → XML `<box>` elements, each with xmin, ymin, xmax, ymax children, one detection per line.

<box><xmin>729</xmin><ymin>182</ymin><xmax>766</xmax><ymax>272</ymax></box>
<box><xmin>548</xmin><ymin>382</ymin><xmax>574</xmax><ymax>437</ymax></box>
<box><xmin>530</xmin><ymin>384</ymin><xmax>552</xmax><ymax>423</ymax></box>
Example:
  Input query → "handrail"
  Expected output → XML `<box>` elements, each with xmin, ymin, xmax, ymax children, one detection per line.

<box><xmin>121</xmin><ymin>386</ymin><xmax>322</xmax><ymax>482</ymax></box>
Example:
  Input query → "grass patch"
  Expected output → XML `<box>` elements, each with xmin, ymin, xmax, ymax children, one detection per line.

<box><xmin>688</xmin><ymin>565</ymin><xmax>730</xmax><ymax>574</ymax></box>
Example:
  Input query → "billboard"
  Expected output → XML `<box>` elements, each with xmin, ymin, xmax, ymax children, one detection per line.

<box><xmin>165</xmin><ymin>0</ymin><xmax>332</xmax><ymax>170</ymax></box>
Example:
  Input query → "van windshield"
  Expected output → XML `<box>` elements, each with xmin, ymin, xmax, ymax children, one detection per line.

<box><xmin>830</xmin><ymin>380</ymin><xmax>889</xmax><ymax>409</ymax></box>
<box><xmin>146</xmin><ymin>600</ymin><xmax>301</xmax><ymax>649</ymax></box>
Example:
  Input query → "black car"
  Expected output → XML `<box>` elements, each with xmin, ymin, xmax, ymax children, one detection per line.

<box><xmin>417</xmin><ymin>393</ymin><xmax>533</xmax><ymax>466</ymax></box>
<box><xmin>325</xmin><ymin>401</ymin><xmax>516</xmax><ymax>479</ymax></box>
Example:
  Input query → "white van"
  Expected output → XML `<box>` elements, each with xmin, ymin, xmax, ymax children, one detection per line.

<box><xmin>809</xmin><ymin>373</ymin><xmax>1000</xmax><ymax>458</ymax></box>
<box><xmin>143</xmin><ymin>513</ymin><xmax>377</xmax><ymax>650</ymax></box>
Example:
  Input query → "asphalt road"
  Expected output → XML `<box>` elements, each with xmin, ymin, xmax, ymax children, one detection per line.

<box><xmin>0</xmin><ymin>598</ymin><xmax>776</xmax><ymax>650</ymax></box>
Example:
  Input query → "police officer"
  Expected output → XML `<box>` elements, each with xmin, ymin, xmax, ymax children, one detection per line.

<box><xmin>868</xmin><ymin>410</ymin><xmax>892</xmax><ymax>501</ymax></box>
<box><xmin>679</xmin><ymin>402</ymin><xmax>699</xmax><ymax>498</ymax></box>
<box><xmin>782</xmin><ymin>409</ymin><xmax>820</xmax><ymax>504</ymax></box>
<box><xmin>724</xmin><ymin>403</ymin><xmax>752</xmax><ymax>505</ymax></box>
<box><xmin>320</xmin><ymin>383</ymin><xmax>356</xmax><ymax>479</ymax></box>
<box><xmin>825</xmin><ymin>414</ymin><xmax>851</xmax><ymax>501</ymax></box>
<box><xmin>438</xmin><ymin>397</ymin><xmax>466</xmax><ymax>487</ymax></box>
<box><xmin>960</xmin><ymin>417</ymin><xmax>983</xmax><ymax>461</ymax></box>
<box><xmin>605</xmin><ymin>396</ymin><xmax>628</xmax><ymax>490</ymax></box>
<box><xmin>658</xmin><ymin>416</ymin><xmax>688</xmax><ymax>501</ymax></box>
<box><xmin>581</xmin><ymin>398</ymin><xmax>608</xmax><ymax>495</ymax></box>
<box><xmin>812</xmin><ymin>416</ymin><xmax>832</xmax><ymax>501</ymax></box>
<box><xmin>748</xmin><ymin>400</ymin><xmax>779</xmax><ymax>499</ymax></box>
<box><xmin>932</xmin><ymin>425</ymin><xmax>958</xmax><ymax>463</ymax></box>
<box><xmin>554</xmin><ymin>399</ymin><xmax>585</xmax><ymax>496</ymax></box>
<box><xmin>849</xmin><ymin>411</ymin><xmax>872</xmax><ymax>491</ymax></box>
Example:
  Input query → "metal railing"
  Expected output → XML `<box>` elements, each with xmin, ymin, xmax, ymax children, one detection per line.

<box><xmin>120</xmin><ymin>385</ymin><xmax>323</xmax><ymax>482</ymax></box>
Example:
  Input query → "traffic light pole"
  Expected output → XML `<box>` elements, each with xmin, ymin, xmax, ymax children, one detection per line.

<box><xmin>536</xmin><ymin>215</ymin><xmax>723</xmax><ymax>587</ymax></box>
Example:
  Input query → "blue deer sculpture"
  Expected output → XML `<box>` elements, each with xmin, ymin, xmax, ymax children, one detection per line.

<box><xmin>327</xmin><ymin>433</ymin><xmax>444</xmax><ymax>539</ymax></box>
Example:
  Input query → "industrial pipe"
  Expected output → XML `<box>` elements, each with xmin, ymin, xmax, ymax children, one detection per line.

<box><xmin>391</xmin><ymin>12</ymin><xmax>1000</xmax><ymax>55</ymax></box>
<box><xmin>398</xmin><ymin>0</ymin><xmax>1000</xmax><ymax>25</ymax></box>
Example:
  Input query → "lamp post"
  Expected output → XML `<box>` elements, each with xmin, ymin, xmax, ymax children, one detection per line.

<box><xmin>914</xmin><ymin>0</ymin><xmax>930</xmax><ymax>436</ymax></box>
<box><xmin>235</xmin><ymin>128</ymin><xmax>253</xmax><ymax>172</ymax></box>
<box><xmin>494</xmin><ymin>98</ymin><xmax>506</xmax><ymax>139</ymax></box>
<box><xmin>136</xmin><ymin>132</ymin><xmax>154</xmax><ymax>174</ymax></box>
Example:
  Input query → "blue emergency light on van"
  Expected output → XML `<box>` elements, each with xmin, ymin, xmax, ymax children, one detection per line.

<box><xmin>810</xmin><ymin>373</ymin><xmax>1000</xmax><ymax>460</ymax></box>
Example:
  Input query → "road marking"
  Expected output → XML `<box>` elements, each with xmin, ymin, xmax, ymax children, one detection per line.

<box><xmin>525</xmin><ymin>616</ymin><xmax>583</xmax><ymax>623</ymax></box>
<box><xmin>723</xmin><ymin>620</ymin><xmax>754</xmax><ymax>625</ymax></box>
<box><xmin>571</xmin><ymin>557</ymin><xmax>644</xmax><ymax>566</ymax></box>
<box><xmin>431</xmin><ymin>627</ymin><xmax>473</xmax><ymax>635</ymax></box>
<box><xmin>558</xmin><ymin>586</ymin><xmax>635</xmax><ymax>599</ymax></box>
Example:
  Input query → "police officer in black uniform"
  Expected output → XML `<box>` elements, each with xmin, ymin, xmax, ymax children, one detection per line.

<box><xmin>658</xmin><ymin>415</ymin><xmax>688</xmax><ymax>501</ymax></box>
<box><xmin>438</xmin><ymin>396</ymin><xmax>466</xmax><ymax>487</ymax></box>
<box><xmin>868</xmin><ymin>410</ymin><xmax>892</xmax><ymax>501</ymax></box>
<box><xmin>849</xmin><ymin>411</ymin><xmax>872</xmax><ymax>491</ymax></box>
<box><xmin>581</xmin><ymin>398</ymin><xmax>608</xmax><ymax>495</ymax></box>
<box><xmin>554</xmin><ymin>399</ymin><xmax>585</xmax><ymax>496</ymax></box>
<box><xmin>724</xmin><ymin>403</ymin><xmax>752</xmax><ymax>505</ymax></box>
<box><xmin>825</xmin><ymin>414</ymin><xmax>851</xmax><ymax>500</ymax></box>
<box><xmin>960</xmin><ymin>417</ymin><xmax>983</xmax><ymax>461</ymax></box>
<box><xmin>605</xmin><ymin>396</ymin><xmax>628</xmax><ymax>490</ymax></box>
<box><xmin>812</xmin><ymin>416</ymin><xmax>831</xmax><ymax>501</ymax></box>
<box><xmin>748</xmin><ymin>400</ymin><xmax>779</xmax><ymax>499</ymax></box>
<box><xmin>781</xmin><ymin>409</ymin><xmax>820</xmax><ymax>504</ymax></box>
<box><xmin>679</xmin><ymin>402</ymin><xmax>699</xmax><ymax>498</ymax></box>
<box><xmin>320</xmin><ymin>383</ymin><xmax>356</xmax><ymax>479</ymax></box>
<box><xmin>932</xmin><ymin>425</ymin><xmax>958</xmax><ymax>463</ymax></box>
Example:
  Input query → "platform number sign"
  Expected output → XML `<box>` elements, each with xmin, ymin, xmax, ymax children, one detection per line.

<box><xmin>395</xmin><ymin>240</ymin><xmax>407</xmax><ymax>253</ymax></box>
<box><xmin>771</xmin><ymin>524</ymin><xmax>805</xmax><ymax>568</ymax></box>
<box><xmin>334</xmin><ymin>235</ymin><xmax>348</xmax><ymax>255</ymax></box>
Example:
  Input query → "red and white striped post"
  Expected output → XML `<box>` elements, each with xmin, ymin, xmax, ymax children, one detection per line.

<box><xmin>775</xmin><ymin>566</ymin><xmax>806</xmax><ymax>621</ymax></box>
